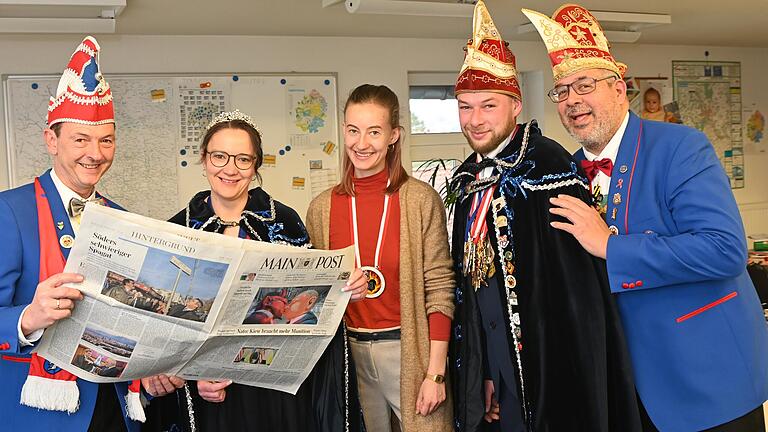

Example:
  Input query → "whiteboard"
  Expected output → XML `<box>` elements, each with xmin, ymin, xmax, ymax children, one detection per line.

<box><xmin>2</xmin><ymin>73</ymin><xmax>340</xmax><ymax>220</ymax></box>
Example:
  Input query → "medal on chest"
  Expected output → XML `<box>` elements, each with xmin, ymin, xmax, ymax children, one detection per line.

<box><xmin>350</xmin><ymin>186</ymin><xmax>391</xmax><ymax>299</ymax></box>
<box><xmin>463</xmin><ymin>183</ymin><xmax>497</xmax><ymax>291</ymax></box>
<box><xmin>591</xmin><ymin>183</ymin><xmax>607</xmax><ymax>218</ymax></box>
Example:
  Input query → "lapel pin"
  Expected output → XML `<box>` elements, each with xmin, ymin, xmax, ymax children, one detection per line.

<box><xmin>60</xmin><ymin>234</ymin><xmax>74</xmax><ymax>249</ymax></box>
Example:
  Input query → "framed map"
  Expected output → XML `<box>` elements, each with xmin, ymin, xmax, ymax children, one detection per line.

<box><xmin>672</xmin><ymin>61</ymin><xmax>743</xmax><ymax>189</ymax></box>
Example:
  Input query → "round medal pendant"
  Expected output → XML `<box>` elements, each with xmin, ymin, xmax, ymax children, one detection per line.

<box><xmin>361</xmin><ymin>266</ymin><xmax>386</xmax><ymax>299</ymax></box>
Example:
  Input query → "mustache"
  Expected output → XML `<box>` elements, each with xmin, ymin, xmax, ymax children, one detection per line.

<box><xmin>463</xmin><ymin>126</ymin><xmax>490</xmax><ymax>134</ymax></box>
<box><xmin>565</xmin><ymin>105</ymin><xmax>592</xmax><ymax>118</ymax></box>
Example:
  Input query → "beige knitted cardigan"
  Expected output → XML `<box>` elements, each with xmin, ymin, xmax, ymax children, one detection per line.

<box><xmin>306</xmin><ymin>177</ymin><xmax>455</xmax><ymax>432</ymax></box>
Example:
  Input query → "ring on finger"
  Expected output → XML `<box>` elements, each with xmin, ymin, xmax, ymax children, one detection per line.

<box><xmin>56</xmin><ymin>299</ymin><xmax>61</xmax><ymax>310</ymax></box>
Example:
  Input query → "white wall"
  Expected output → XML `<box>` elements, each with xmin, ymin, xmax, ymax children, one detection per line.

<box><xmin>1</xmin><ymin>35</ymin><xmax>766</xmax><ymax>236</ymax></box>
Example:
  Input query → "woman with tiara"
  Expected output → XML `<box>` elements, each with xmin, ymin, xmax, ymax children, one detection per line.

<box><xmin>143</xmin><ymin>109</ymin><xmax>365</xmax><ymax>432</ymax></box>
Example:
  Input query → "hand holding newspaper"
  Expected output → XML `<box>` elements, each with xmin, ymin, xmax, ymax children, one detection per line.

<box><xmin>36</xmin><ymin>204</ymin><xmax>353</xmax><ymax>394</ymax></box>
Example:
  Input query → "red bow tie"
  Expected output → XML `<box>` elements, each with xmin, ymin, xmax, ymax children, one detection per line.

<box><xmin>580</xmin><ymin>158</ymin><xmax>614</xmax><ymax>183</ymax></box>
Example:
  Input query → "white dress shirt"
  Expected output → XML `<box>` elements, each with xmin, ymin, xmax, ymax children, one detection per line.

<box><xmin>582</xmin><ymin>112</ymin><xmax>629</xmax><ymax>210</ymax></box>
<box><xmin>479</xmin><ymin>130</ymin><xmax>514</xmax><ymax>179</ymax></box>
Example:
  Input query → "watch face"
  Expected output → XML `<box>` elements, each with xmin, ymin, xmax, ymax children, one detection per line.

<box><xmin>429</xmin><ymin>374</ymin><xmax>445</xmax><ymax>383</ymax></box>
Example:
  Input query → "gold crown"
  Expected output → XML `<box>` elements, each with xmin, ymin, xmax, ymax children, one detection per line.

<box><xmin>206</xmin><ymin>109</ymin><xmax>260</xmax><ymax>133</ymax></box>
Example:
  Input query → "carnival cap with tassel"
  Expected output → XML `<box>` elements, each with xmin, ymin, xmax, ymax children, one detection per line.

<box><xmin>455</xmin><ymin>0</ymin><xmax>521</xmax><ymax>100</ymax></box>
<box><xmin>22</xmin><ymin>36</ymin><xmax>146</xmax><ymax>425</ymax></box>
<box><xmin>47</xmin><ymin>36</ymin><xmax>114</xmax><ymax>127</ymax></box>
<box><xmin>521</xmin><ymin>4</ymin><xmax>627</xmax><ymax>82</ymax></box>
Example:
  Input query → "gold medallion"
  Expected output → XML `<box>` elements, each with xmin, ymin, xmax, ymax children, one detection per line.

<box><xmin>361</xmin><ymin>266</ymin><xmax>385</xmax><ymax>299</ymax></box>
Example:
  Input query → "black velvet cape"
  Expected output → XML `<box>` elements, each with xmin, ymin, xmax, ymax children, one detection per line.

<box><xmin>449</xmin><ymin>123</ymin><xmax>641</xmax><ymax>432</ymax></box>
<box><xmin>142</xmin><ymin>187</ymin><xmax>361</xmax><ymax>432</ymax></box>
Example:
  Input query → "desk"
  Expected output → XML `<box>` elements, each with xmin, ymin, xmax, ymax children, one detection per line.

<box><xmin>750</xmin><ymin>251</ymin><xmax>768</xmax><ymax>266</ymax></box>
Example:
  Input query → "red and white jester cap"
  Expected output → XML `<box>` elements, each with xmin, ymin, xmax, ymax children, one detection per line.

<box><xmin>47</xmin><ymin>36</ymin><xmax>114</xmax><ymax>127</ymax></box>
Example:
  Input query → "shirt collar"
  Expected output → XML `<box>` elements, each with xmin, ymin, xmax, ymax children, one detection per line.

<box><xmin>50</xmin><ymin>168</ymin><xmax>96</xmax><ymax>209</ymax></box>
<box><xmin>482</xmin><ymin>131</ymin><xmax>514</xmax><ymax>160</ymax></box>
<box><xmin>583</xmin><ymin>111</ymin><xmax>629</xmax><ymax>162</ymax></box>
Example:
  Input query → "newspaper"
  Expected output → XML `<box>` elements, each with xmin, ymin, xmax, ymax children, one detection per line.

<box><xmin>36</xmin><ymin>204</ymin><xmax>353</xmax><ymax>394</ymax></box>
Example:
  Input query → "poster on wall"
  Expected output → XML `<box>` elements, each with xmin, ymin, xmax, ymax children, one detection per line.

<box><xmin>746</xmin><ymin>109</ymin><xmax>764</xmax><ymax>146</ymax></box>
<box><xmin>627</xmin><ymin>77</ymin><xmax>681</xmax><ymax>123</ymax></box>
<box><xmin>672</xmin><ymin>61</ymin><xmax>743</xmax><ymax>189</ymax></box>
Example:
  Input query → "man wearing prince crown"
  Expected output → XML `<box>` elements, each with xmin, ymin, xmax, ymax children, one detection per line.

<box><xmin>0</xmin><ymin>36</ymin><xmax>176</xmax><ymax>431</ymax></box>
<box><xmin>448</xmin><ymin>2</ymin><xmax>640</xmax><ymax>431</ymax></box>
<box><xmin>525</xmin><ymin>4</ymin><xmax>768</xmax><ymax>431</ymax></box>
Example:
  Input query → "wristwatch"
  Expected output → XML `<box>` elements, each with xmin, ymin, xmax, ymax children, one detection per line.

<box><xmin>425</xmin><ymin>373</ymin><xmax>445</xmax><ymax>384</ymax></box>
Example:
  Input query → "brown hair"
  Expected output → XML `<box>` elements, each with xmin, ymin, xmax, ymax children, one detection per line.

<box><xmin>199</xmin><ymin>119</ymin><xmax>264</xmax><ymax>183</ymax></box>
<box><xmin>48</xmin><ymin>121</ymin><xmax>117</xmax><ymax>137</ymax></box>
<box><xmin>334</xmin><ymin>84</ymin><xmax>409</xmax><ymax>196</ymax></box>
<box><xmin>50</xmin><ymin>123</ymin><xmax>63</xmax><ymax>137</ymax></box>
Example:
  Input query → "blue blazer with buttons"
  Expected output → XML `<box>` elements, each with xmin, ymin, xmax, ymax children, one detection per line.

<box><xmin>575</xmin><ymin>112</ymin><xmax>768</xmax><ymax>431</ymax></box>
<box><xmin>0</xmin><ymin>170</ymin><xmax>141</xmax><ymax>432</ymax></box>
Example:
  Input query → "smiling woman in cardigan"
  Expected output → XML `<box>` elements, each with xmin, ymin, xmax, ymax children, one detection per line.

<box><xmin>306</xmin><ymin>84</ymin><xmax>456</xmax><ymax>432</ymax></box>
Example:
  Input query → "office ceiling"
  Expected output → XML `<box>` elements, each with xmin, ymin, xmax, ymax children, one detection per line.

<box><xmin>3</xmin><ymin>0</ymin><xmax>766</xmax><ymax>47</ymax></box>
<box><xmin>110</xmin><ymin>0</ymin><xmax>767</xmax><ymax>47</ymax></box>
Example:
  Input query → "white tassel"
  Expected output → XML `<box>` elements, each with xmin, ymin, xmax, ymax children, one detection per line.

<box><xmin>20</xmin><ymin>375</ymin><xmax>80</xmax><ymax>413</ymax></box>
<box><xmin>125</xmin><ymin>389</ymin><xmax>146</xmax><ymax>422</ymax></box>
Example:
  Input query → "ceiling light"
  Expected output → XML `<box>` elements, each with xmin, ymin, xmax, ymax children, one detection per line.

<box><xmin>0</xmin><ymin>0</ymin><xmax>125</xmax><ymax>33</ymax></box>
<box><xmin>321</xmin><ymin>0</ymin><xmax>668</xmax><ymax>42</ymax></box>
<box><xmin>327</xmin><ymin>0</ymin><xmax>475</xmax><ymax>18</ymax></box>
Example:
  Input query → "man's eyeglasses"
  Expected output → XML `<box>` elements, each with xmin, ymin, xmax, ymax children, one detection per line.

<box><xmin>547</xmin><ymin>75</ymin><xmax>618</xmax><ymax>103</ymax></box>
<box><xmin>207</xmin><ymin>151</ymin><xmax>256</xmax><ymax>170</ymax></box>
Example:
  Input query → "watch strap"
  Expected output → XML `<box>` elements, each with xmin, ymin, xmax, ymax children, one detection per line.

<box><xmin>425</xmin><ymin>373</ymin><xmax>445</xmax><ymax>384</ymax></box>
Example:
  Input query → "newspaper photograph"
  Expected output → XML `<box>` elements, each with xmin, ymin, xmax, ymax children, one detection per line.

<box><xmin>36</xmin><ymin>204</ymin><xmax>353</xmax><ymax>394</ymax></box>
<box><xmin>179</xmin><ymin>333</ymin><xmax>336</xmax><ymax>394</ymax></box>
<box><xmin>213</xmin><ymin>246</ymin><xmax>352</xmax><ymax>336</ymax></box>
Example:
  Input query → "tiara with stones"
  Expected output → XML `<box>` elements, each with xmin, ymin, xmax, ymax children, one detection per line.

<box><xmin>206</xmin><ymin>109</ymin><xmax>260</xmax><ymax>133</ymax></box>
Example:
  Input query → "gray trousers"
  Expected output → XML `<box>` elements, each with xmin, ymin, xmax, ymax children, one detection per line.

<box><xmin>349</xmin><ymin>338</ymin><xmax>402</xmax><ymax>432</ymax></box>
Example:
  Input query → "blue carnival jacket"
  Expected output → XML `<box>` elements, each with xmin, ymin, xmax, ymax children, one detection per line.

<box><xmin>0</xmin><ymin>169</ymin><xmax>141</xmax><ymax>432</ymax></box>
<box><xmin>575</xmin><ymin>112</ymin><xmax>768</xmax><ymax>431</ymax></box>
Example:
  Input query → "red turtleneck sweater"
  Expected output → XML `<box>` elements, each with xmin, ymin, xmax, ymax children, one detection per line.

<box><xmin>329</xmin><ymin>169</ymin><xmax>450</xmax><ymax>341</ymax></box>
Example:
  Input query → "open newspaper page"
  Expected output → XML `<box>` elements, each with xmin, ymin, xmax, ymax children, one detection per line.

<box><xmin>36</xmin><ymin>204</ymin><xmax>353</xmax><ymax>394</ymax></box>
<box><xmin>179</xmin><ymin>241</ymin><xmax>353</xmax><ymax>393</ymax></box>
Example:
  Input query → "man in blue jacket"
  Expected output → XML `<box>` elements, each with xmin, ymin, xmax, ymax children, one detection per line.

<box><xmin>524</xmin><ymin>4</ymin><xmax>768</xmax><ymax>431</ymax></box>
<box><xmin>0</xmin><ymin>36</ymin><xmax>180</xmax><ymax>431</ymax></box>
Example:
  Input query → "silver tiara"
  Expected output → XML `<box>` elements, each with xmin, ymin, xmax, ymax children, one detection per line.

<box><xmin>206</xmin><ymin>109</ymin><xmax>260</xmax><ymax>133</ymax></box>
